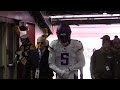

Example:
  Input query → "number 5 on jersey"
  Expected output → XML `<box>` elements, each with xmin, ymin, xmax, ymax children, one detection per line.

<box><xmin>61</xmin><ymin>53</ymin><xmax>69</xmax><ymax>65</ymax></box>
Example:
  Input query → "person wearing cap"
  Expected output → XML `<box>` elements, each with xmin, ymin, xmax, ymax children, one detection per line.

<box><xmin>16</xmin><ymin>34</ymin><xmax>35</xmax><ymax>79</ymax></box>
<box><xmin>90</xmin><ymin>35</ymin><xmax>115</xmax><ymax>79</ymax></box>
<box><xmin>22</xmin><ymin>35</ymin><xmax>54</xmax><ymax>79</ymax></box>
<box><xmin>100</xmin><ymin>35</ymin><xmax>110</xmax><ymax>41</ymax></box>
<box><xmin>111</xmin><ymin>35</ymin><xmax>120</xmax><ymax>79</ymax></box>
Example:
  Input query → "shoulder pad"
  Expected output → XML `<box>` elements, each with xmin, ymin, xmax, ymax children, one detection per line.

<box><xmin>72</xmin><ymin>39</ymin><xmax>84</xmax><ymax>51</ymax></box>
<box><xmin>49</xmin><ymin>40</ymin><xmax>58</xmax><ymax>52</ymax></box>
<box><xmin>49</xmin><ymin>39</ymin><xmax>58</xmax><ymax>49</ymax></box>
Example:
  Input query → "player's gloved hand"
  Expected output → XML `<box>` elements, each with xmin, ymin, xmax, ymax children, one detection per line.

<box><xmin>61</xmin><ymin>68</ymin><xmax>70</xmax><ymax>79</ymax></box>
<box><xmin>57</xmin><ymin>69</ymin><xmax>66</xmax><ymax>77</ymax></box>
<box><xmin>62</xmin><ymin>72</ymin><xmax>69</xmax><ymax>79</ymax></box>
<box><xmin>68</xmin><ymin>66</ymin><xmax>75</xmax><ymax>72</ymax></box>
<box><xmin>65</xmin><ymin>68</ymin><xmax>70</xmax><ymax>72</ymax></box>
<box><xmin>57</xmin><ymin>68</ymin><xmax>70</xmax><ymax>79</ymax></box>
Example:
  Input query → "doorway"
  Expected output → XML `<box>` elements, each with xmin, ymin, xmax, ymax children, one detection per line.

<box><xmin>0</xmin><ymin>18</ymin><xmax>18</xmax><ymax>79</ymax></box>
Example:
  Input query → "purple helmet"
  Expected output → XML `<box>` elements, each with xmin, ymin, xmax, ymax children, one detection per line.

<box><xmin>56</xmin><ymin>22</ymin><xmax>71</xmax><ymax>46</ymax></box>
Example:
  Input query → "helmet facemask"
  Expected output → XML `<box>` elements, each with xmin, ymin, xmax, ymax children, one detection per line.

<box><xmin>57</xmin><ymin>33</ymin><xmax>70</xmax><ymax>47</ymax></box>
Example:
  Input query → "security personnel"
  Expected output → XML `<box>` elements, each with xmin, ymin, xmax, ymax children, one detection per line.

<box><xmin>90</xmin><ymin>35</ymin><xmax>115</xmax><ymax>79</ymax></box>
<box><xmin>16</xmin><ymin>34</ymin><xmax>35</xmax><ymax>79</ymax></box>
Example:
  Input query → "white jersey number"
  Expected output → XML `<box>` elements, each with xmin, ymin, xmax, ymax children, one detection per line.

<box><xmin>61</xmin><ymin>53</ymin><xmax>69</xmax><ymax>65</ymax></box>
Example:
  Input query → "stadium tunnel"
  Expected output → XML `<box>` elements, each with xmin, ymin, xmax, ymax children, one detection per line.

<box><xmin>0</xmin><ymin>11</ymin><xmax>120</xmax><ymax>79</ymax></box>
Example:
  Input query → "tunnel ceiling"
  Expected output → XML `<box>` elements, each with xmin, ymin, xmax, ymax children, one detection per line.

<box><xmin>46</xmin><ymin>11</ymin><xmax>120</xmax><ymax>15</ymax></box>
<box><xmin>29</xmin><ymin>11</ymin><xmax>52</xmax><ymax>35</ymax></box>
<box><xmin>45</xmin><ymin>11</ymin><xmax>120</xmax><ymax>25</ymax></box>
<box><xmin>28</xmin><ymin>11</ymin><xmax>120</xmax><ymax>35</ymax></box>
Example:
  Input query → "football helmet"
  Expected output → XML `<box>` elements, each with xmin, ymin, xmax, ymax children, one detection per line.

<box><xmin>56</xmin><ymin>22</ymin><xmax>71</xmax><ymax>46</ymax></box>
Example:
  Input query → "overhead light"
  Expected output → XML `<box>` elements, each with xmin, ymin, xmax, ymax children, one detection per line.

<box><xmin>103</xmin><ymin>12</ymin><xmax>107</xmax><ymax>15</ymax></box>
<box><xmin>112</xmin><ymin>14</ymin><xmax>120</xmax><ymax>16</ymax></box>
<box><xmin>103</xmin><ymin>11</ymin><xmax>107</xmax><ymax>15</ymax></box>
<box><xmin>50</xmin><ymin>14</ymin><xmax>120</xmax><ymax>19</ymax></box>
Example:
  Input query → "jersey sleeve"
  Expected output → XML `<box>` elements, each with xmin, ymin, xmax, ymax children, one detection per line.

<box><xmin>69</xmin><ymin>40</ymin><xmax>85</xmax><ymax>71</ymax></box>
<box><xmin>48</xmin><ymin>40</ymin><xmax>65</xmax><ymax>76</ymax></box>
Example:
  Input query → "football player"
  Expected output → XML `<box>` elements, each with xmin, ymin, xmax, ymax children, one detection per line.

<box><xmin>48</xmin><ymin>22</ymin><xmax>85</xmax><ymax>79</ymax></box>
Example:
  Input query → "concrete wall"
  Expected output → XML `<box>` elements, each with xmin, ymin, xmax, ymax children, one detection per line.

<box><xmin>0</xmin><ymin>11</ymin><xmax>43</xmax><ymax>45</ymax></box>
<box><xmin>0</xmin><ymin>11</ymin><xmax>35</xmax><ymax>23</ymax></box>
